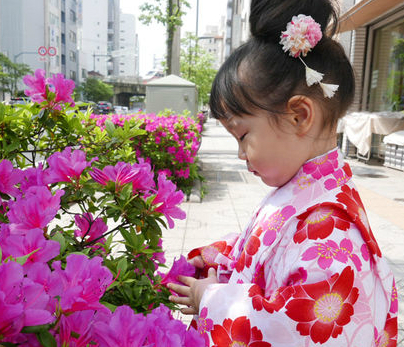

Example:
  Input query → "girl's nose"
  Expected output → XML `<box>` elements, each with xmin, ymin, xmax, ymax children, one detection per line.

<box><xmin>238</xmin><ymin>145</ymin><xmax>247</xmax><ymax>161</ymax></box>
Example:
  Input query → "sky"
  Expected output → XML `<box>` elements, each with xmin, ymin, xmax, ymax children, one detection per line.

<box><xmin>120</xmin><ymin>0</ymin><xmax>228</xmax><ymax>76</ymax></box>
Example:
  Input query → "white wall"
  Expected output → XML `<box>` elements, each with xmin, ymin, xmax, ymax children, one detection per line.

<box><xmin>80</xmin><ymin>0</ymin><xmax>109</xmax><ymax>75</ymax></box>
<box><xmin>117</xmin><ymin>12</ymin><xmax>137</xmax><ymax>76</ymax></box>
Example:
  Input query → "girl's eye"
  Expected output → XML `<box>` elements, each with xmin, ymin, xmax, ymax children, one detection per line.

<box><xmin>240</xmin><ymin>133</ymin><xmax>246</xmax><ymax>141</ymax></box>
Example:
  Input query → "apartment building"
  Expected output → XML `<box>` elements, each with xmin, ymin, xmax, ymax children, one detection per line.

<box><xmin>0</xmin><ymin>0</ymin><xmax>79</xmax><ymax>79</ymax></box>
<box><xmin>117</xmin><ymin>12</ymin><xmax>139</xmax><ymax>77</ymax></box>
<box><xmin>198</xmin><ymin>23</ymin><xmax>225</xmax><ymax>69</ymax></box>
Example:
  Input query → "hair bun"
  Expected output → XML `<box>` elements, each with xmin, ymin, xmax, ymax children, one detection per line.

<box><xmin>249</xmin><ymin>0</ymin><xmax>338</xmax><ymax>42</ymax></box>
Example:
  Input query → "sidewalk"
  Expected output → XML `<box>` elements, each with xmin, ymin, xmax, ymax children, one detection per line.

<box><xmin>162</xmin><ymin>118</ymin><xmax>404</xmax><ymax>342</ymax></box>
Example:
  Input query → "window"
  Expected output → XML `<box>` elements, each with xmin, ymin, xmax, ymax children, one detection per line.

<box><xmin>108</xmin><ymin>22</ymin><xmax>113</xmax><ymax>29</ymax></box>
<box><xmin>82</xmin><ymin>68</ymin><xmax>87</xmax><ymax>78</ymax></box>
<box><xmin>368</xmin><ymin>17</ymin><xmax>404</xmax><ymax>111</ymax></box>
<box><xmin>61</xmin><ymin>11</ymin><xmax>65</xmax><ymax>22</ymax></box>
<box><xmin>69</xmin><ymin>50</ymin><xmax>76</xmax><ymax>62</ymax></box>
<box><xmin>69</xmin><ymin>70</ymin><xmax>76</xmax><ymax>81</ymax></box>
<box><xmin>61</xmin><ymin>33</ymin><xmax>66</xmax><ymax>44</ymax></box>
<box><xmin>69</xmin><ymin>9</ymin><xmax>76</xmax><ymax>22</ymax></box>
<box><xmin>61</xmin><ymin>54</ymin><xmax>66</xmax><ymax>65</ymax></box>
<box><xmin>69</xmin><ymin>30</ymin><xmax>76</xmax><ymax>43</ymax></box>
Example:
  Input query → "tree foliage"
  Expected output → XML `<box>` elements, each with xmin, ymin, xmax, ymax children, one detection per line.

<box><xmin>0</xmin><ymin>53</ymin><xmax>32</xmax><ymax>96</ymax></box>
<box><xmin>76</xmin><ymin>77</ymin><xmax>113</xmax><ymax>102</ymax></box>
<box><xmin>180</xmin><ymin>33</ymin><xmax>217</xmax><ymax>106</ymax></box>
<box><xmin>139</xmin><ymin>0</ymin><xmax>190</xmax><ymax>75</ymax></box>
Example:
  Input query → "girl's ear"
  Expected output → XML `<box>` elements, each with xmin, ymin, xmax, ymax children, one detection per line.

<box><xmin>286</xmin><ymin>95</ymin><xmax>317</xmax><ymax>136</ymax></box>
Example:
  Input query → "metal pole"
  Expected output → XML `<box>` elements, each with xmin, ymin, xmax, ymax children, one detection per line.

<box><xmin>196</xmin><ymin>0</ymin><xmax>199</xmax><ymax>38</ymax></box>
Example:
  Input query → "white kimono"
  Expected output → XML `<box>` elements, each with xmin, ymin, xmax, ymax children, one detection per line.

<box><xmin>188</xmin><ymin>149</ymin><xmax>397</xmax><ymax>347</ymax></box>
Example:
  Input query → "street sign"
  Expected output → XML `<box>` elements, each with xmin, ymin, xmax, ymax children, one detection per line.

<box><xmin>48</xmin><ymin>46</ymin><xmax>57</xmax><ymax>56</ymax></box>
<box><xmin>38</xmin><ymin>46</ymin><xmax>47</xmax><ymax>56</ymax></box>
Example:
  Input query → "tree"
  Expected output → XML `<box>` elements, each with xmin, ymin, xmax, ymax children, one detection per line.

<box><xmin>76</xmin><ymin>77</ymin><xmax>113</xmax><ymax>102</ymax></box>
<box><xmin>180</xmin><ymin>33</ymin><xmax>217</xmax><ymax>106</ymax></box>
<box><xmin>0</xmin><ymin>53</ymin><xmax>31</xmax><ymax>96</ymax></box>
<box><xmin>139</xmin><ymin>0</ymin><xmax>190</xmax><ymax>75</ymax></box>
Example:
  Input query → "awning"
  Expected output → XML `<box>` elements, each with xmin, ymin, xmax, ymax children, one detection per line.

<box><xmin>338</xmin><ymin>0</ymin><xmax>403</xmax><ymax>32</ymax></box>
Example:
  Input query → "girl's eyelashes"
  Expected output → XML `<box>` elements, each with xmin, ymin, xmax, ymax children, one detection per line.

<box><xmin>239</xmin><ymin>133</ymin><xmax>247</xmax><ymax>141</ymax></box>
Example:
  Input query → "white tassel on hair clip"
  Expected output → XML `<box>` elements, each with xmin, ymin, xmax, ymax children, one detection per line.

<box><xmin>280</xmin><ymin>14</ymin><xmax>339</xmax><ymax>98</ymax></box>
<box><xmin>319</xmin><ymin>82</ymin><xmax>339</xmax><ymax>98</ymax></box>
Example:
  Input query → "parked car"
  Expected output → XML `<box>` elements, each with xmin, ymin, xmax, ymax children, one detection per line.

<box><xmin>114</xmin><ymin>106</ymin><xmax>129</xmax><ymax>114</ymax></box>
<box><xmin>8</xmin><ymin>97</ymin><xmax>31</xmax><ymax>106</ymax></box>
<box><xmin>96</xmin><ymin>101</ymin><xmax>114</xmax><ymax>114</ymax></box>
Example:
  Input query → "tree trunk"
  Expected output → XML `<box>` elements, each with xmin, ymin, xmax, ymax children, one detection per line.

<box><xmin>166</xmin><ymin>0</ymin><xmax>173</xmax><ymax>75</ymax></box>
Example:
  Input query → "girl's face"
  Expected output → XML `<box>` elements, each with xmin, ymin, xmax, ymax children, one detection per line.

<box><xmin>220</xmin><ymin>111</ymin><xmax>319</xmax><ymax>187</ymax></box>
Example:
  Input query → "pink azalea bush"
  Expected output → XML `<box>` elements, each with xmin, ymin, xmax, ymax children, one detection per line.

<box><xmin>0</xmin><ymin>69</ymin><xmax>204</xmax><ymax>346</ymax></box>
<box><xmin>89</xmin><ymin>109</ymin><xmax>204</xmax><ymax>196</ymax></box>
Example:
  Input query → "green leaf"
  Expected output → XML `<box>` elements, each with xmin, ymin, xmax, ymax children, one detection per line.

<box><xmin>22</xmin><ymin>324</ymin><xmax>52</xmax><ymax>334</ymax></box>
<box><xmin>36</xmin><ymin>330</ymin><xmax>57</xmax><ymax>347</ymax></box>
<box><xmin>15</xmin><ymin>248</ymin><xmax>39</xmax><ymax>265</ymax></box>
<box><xmin>0</xmin><ymin>245</ymin><xmax>2</xmax><ymax>263</ymax></box>
<box><xmin>51</xmin><ymin>232</ymin><xmax>66</xmax><ymax>254</ymax></box>
<box><xmin>116</xmin><ymin>257</ymin><xmax>128</xmax><ymax>276</ymax></box>
<box><xmin>105</xmin><ymin>119</ymin><xmax>115</xmax><ymax>136</ymax></box>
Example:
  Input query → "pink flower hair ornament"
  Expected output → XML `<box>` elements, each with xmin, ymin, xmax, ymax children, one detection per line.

<box><xmin>280</xmin><ymin>14</ymin><xmax>339</xmax><ymax>98</ymax></box>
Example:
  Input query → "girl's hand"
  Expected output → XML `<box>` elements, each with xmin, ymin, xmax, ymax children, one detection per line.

<box><xmin>168</xmin><ymin>267</ymin><xmax>218</xmax><ymax>315</ymax></box>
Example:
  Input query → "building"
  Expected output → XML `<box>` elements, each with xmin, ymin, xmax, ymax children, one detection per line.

<box><xmin>79</xmin><ymin>0</ymin><xmax>110</xmax><ymax>79</ymax></box>
<box><xmin>198</xmin><ymin>23</ymin><xmax>225</xmax><ymax>70</ymax></box>
<box><xmin>0</xmin><ymin>0</ymin><xmax>79</xmax><ymax>80</ymax></box>
<box><xmin>339</xmin><ymin>0</ymin><xmax>404</xmax><ymax>113</ymax></box>
<box><xmin>61</xmin><ymin>0</ymin><xmax>80</xmax><ymax>82</ymax></box>
<box><xmin>224</xmin><ymin>0</ymin><xmax>250</xmax><ymax>58</ymax></box>
<box><xmin>116</xmin><ymin>12</ymin><xmax>139</xmax><ymax>77</ymax></box>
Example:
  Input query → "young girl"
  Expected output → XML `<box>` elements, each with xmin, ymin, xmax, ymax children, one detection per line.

<box><xmin>168</xmin><ymin>0</ymin><xmax>398</xmax><ymax>345</ymax></box>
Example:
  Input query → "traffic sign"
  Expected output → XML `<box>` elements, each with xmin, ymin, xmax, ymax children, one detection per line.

<box><xmin>48</xmin><ymin>46</ymin><xmax>57</xmax><ymax>56</ymax></box>
<box><xmin>38</xmin><ymin>46</ymin><xmax>47</xmax><ymax>56</ymax></box>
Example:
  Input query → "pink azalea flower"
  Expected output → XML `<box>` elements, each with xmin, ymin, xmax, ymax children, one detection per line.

<box><xmin>144</xmin><ymin>304</ymin><xmax>205</xmax><ymax>347</ymax></box>
<box><xmin>74</xmin><ymin>212</ymin><xmax>107</xmax><ymax>244</ymax></box>
<box><xmin>89</xmin><ymin>162</ymin><xmax>140</xmax><ymax>187</ymax></box>
<box><xmin>50</xmin><ymin>254</ymin><xmax>112</xmax><ymax>313</ymax></box>
<box><xmin>159</xmin><ymin>255</ymin><xmax>195</xmax><ymax>291</ymax></box>
<box><xmin>92</xmin><ymin>305</ymin><xmax>148</xmax><ymax>347</ymax></box>
<box><xmin>7</xmin><ymin>186</ymin><xmax>64</xmax><ymax>233</ymax></box>
<box><xmin>20</xmin><ymin>163</ymin><xmax>47</xmax><ymax>191</ymax></box>
<box><xmin>131</xmin><ymin>158</ymin><xmax>155</xmax><ymax>193</ymax></box>
<box><xmin>152</xmin><ymin>173</ymin><xmax>186</xmax><ymax>228</ymax></box>
<box><xmin>1</xmin><ymin>228</ymin><xmax>60</xmax><ymax>272</ymax></box>
<box><xmin>0</xmin><ymin>159</ymin><xmax>24</xmax><ymax>198</ymax></box>
<box><xmin>23</xmin><ymin>69</ymin><xmax>47</xmax><ymax>103</ymax></box>
<box><xmin>58</xmin><ymin>310</ymin><xmax>100</xmax><ymax>347</ymax></box>
<box><xmin>0</xmin><ymin>261</ymin><xmax>54</xmax><ymax>340</ymax></box>
<box><xmin>0</xmin><ymin>263</ymin><xmax>25</xmax><ymax>339</ymax></box>
<box><xmin>45</xmin><ymin>147</ymin><xmax>97</xmax><ymax>184</ymax></box>
<box><xmin>48</xmin><ymin>73</ymin><xmax>75</xmax><ymax>106</ymax></box>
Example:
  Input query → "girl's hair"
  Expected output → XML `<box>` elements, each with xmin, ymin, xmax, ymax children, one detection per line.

<box><xmin>209</xmin><ymin>0</ymin><xmax>355</xmax><ymax>129</ymax></box>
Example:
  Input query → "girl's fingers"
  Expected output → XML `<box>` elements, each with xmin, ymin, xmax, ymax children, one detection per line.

<box><xmin>168</xmin><ymin>282</ymin><xmax>189</xmax><ymax>296</ymax></box>
<box><xmin>180</xmin><ymin>306</ymin><xmax>198</xmax><ymax>315</ymax></box>
<box><xmin>169</xmin><ymin>294</ymin><xmax>193</xmax><ymax>307</ymax></box>
<box><xmin>188</xmin><ymin>256</ymin><xmax>204</xmax><ymax>269</ymax></box>
<box><xmin>177</xmin><ymin>275</ymin><xmax>195</xmax><ymax>286</ymax></box>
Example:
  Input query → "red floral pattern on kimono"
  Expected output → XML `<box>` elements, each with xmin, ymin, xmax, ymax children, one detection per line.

<box><xmin>285</xmin><ymin>266</ymin><xmax>359</xmax><ymax>344</ymax></box>
<box><xmin>211</xmin><ymin>316</ymin><xmax>272</xmax><ymax>347</ymax></box>
<box><xmin>294</xmin><ymin>203</ymin><xmax>350</xmax><ymax>243</ymax></box>
<box><xmin>187</xmin><ymin>149</ymin><xmax>396</xmax><ymax>347</ymax></box>
<box><xmin>336</xmin><ymin>185</ymin><xmax>381</xmax><ymax>257</ymax></box>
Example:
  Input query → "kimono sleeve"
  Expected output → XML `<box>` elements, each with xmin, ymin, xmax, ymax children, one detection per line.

<box><xmin>187</xmin><ymin>233</ymin><xmax>239</xmax><ymax>279</ymax></box>
<box><xmin>193</xmin><ymin>220</ymin><xmax>397</xmax><ymax>346</ymax></box>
